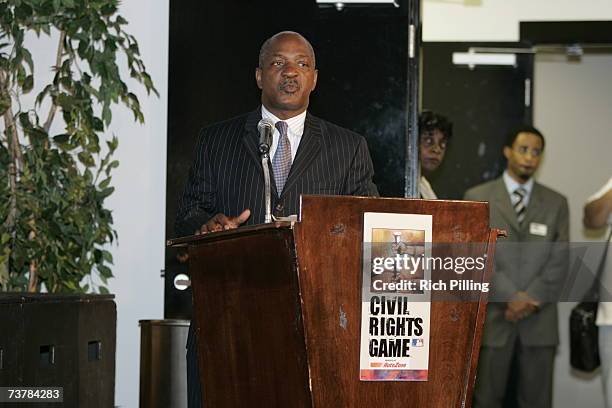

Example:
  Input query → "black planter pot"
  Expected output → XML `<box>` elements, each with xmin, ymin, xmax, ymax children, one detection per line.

<box><xmin>0</xmin><ymin>293</ymin><xmax>116</xmax><ymax>408</ymax></box>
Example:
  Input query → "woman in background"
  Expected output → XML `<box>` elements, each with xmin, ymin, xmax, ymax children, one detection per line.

<box><xmin>418</xmin><ymin>110</ymin><xmax>453</xmax><ymax>199</ymax></box>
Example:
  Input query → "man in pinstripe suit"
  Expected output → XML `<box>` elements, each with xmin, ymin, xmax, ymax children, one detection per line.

<box><xmin>175</xmin><ymin>31</ymin><xmax>378</xmax><ymax>407</ymax></box>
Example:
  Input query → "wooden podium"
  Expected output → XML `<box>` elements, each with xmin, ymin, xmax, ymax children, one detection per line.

<box><xmin>168</xmin><ymin>196</ymin><xmax>502</xmax><ymax>407</ymax></box>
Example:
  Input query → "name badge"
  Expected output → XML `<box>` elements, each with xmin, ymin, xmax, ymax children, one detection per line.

<box><xmin>529</xmin><ymin>222</ymin><xmax>548</xmax><ymax>237</ymax></box>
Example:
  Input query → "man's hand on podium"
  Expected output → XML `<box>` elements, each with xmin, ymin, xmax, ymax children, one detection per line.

<box><xmin>196</xmin><ymin>209</ymin><xmax>251</xmax><ymax>234</ymax></box>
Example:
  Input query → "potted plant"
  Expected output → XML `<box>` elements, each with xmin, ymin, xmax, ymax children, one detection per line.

<box><xmin>0</xmin><ymin>1</ymin><xmax>156</xmax><ymax>405</ymax></box>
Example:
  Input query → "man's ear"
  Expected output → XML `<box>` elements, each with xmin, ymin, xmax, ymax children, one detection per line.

<box><xmin>311</xmin><ymin>69</ymin><xmax>318</xmax><ymax>91</ymax></box>
<box><xmin>503</xmin><ymin>146</ymin><xmax>511</xmax><ymax>160</ymax></box>
<box><xmin>255</xmin><ymin>68</ymin><xmax>263</xmax><ymax>90</ymax></box>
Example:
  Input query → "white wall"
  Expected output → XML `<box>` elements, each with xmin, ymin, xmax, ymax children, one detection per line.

<box><xmin>105</xmin><ymin>1</ymin><xmax>168</xmax><ymax>407</ymax></box>
<box><xmin>534</xmin><ymin>52</ymin><xmax>612</xmax><ymax>408</ymax></box>
<box><xmin>423</xmin><ymin>0</ymin><xmax>612</xmax><ymax>41</ymax></box>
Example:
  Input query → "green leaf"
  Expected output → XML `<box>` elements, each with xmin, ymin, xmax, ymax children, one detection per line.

<box><xmin>99</xmin><ymin>177</ymin><xmax>112</xmax><ymax>189</ymax></box>
<box><xmin>98</xmin><ymin>264</ymin><xmax>113</xmax><ymax>278</ymax></box>
<box><xmin>99</xmin><ymin>286</ymin><xmax>110</xmax><ymax>294</ymax></box>
<box><xmin>92</xmin><ymin>117</ymin><xmax>104</xmax><ymax>131</ymax></box>
<box><xmin>77</xmin><ymin>151</ymin><xmax>94</xmax><ymax>167</ymax></box>
<box><xmin>35</xmin><ymin>84</ymin><xmax>54</xmax><ymax>106</ymax></box>
<box><xmin>102</xmin><ymin>104</ymin><xmax>111</xmax><ymax>125</ymax></box>
<box><xmin>27</xmin><ymin>127</ymin><xmax>48</xmax><ymax>140</ymax></box>
<box><xmin>99</xmin><ymin>187</ymin><xmax>115</xmax><ymax>199</ymax></box>
<box><xmin>0</xmin><ymin>93</ymin><xmax>10</xmax><ymax>116</ymax></box>
<box><xmin>102</xmin><ymin>250</ymin><xmax>113</xmax><ymax>263</ymax></box>
<box><xmin>65</xmin><ymin>281</ymin><xmax>78</xmax><ymax>290</ymax></box>
<box><xmin>15</xmin><ymin>3</ymin><xmax>34</xmax><ymax>20</ymax></box>
<box><xmin>22</xmin><ymin>75</ymin><xmax>33</xmax><ymax>93</ymax></box>
<box><xmin>107</xmin><ymin>160</ymin><xmax>119</xmax><ymax>171</ymax></box>
<box><xmin>56</xmin><ymin>93</ymin><xmax>75</xmax><ymax>111</ymax></box>
<box><xmin>18</xmin><ymin>112</ymin><xmax>32</xmax><ymax>128</ymax></box>
<box><xmin>16</xmin><ymin>64</ymin><xmax>26</xmax><ymax>86</ymax></box>
<box><xmin>21</xmin><ymin>48</ymin><xmax>33</xmax><ymax>72</ymax></box>
<box><xmin>106</xmin><ymin>137</ymin><xmax>118</xmax><ymax>152</ymax></box>
<box><xmin>53</xmin><ymin>134</ymin><xmax>69</xmax><ymax>144</ymax></box>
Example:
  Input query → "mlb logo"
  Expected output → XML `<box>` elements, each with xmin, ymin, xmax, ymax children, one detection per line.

<box><xmin>411</xmin><ymin>338</ymin><xmax>424</xmax><ymax>347</ymax></box>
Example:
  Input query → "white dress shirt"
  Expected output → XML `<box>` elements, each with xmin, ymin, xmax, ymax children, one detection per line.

<box><xmin>503</xmin><ymin>170</ymin><xmax>535</xmax><ymax>207</ymax></box>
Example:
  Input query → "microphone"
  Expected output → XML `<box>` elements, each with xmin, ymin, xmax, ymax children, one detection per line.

<box><xmin>257</xmin><ymin>118</ymin><xmax>274</xmax><ymax>155</ymax></box>
<box><xmin>257</xmin><ymin>118</ymin><xmax>275</xmax><ymax>223</ymax></box>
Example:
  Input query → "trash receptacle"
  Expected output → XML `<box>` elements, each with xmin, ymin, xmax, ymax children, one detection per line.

<box><xmin>139</xmin><ymin>319</ymin><xmax>190</xmax><ymax>408</ymax></box>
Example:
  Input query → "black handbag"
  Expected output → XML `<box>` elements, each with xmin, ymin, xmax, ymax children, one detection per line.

<box><xmin>570</xmin><ymin>228</ymin><xmax>612</xmax><ymax>372</ymax></box>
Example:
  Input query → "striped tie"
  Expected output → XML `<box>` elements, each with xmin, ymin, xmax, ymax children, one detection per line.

<box><xmin>272</xmin><ymin>121</ymin><xmax>291</xmax><ymax>195</ymax></box>
<box><xmin>513</xmin><ymin>187</ymin><xmax>527</xmax><ymax>225</ymax></box>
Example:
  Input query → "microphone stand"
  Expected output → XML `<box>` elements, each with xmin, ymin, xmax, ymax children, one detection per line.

<box><xmin>258</xmin><ymin>119</ymin><xmax>274</xmax><ymax>223</ymax></box>
<box><xmin>260</xmin><ymin>146</ymin><xmax>273</xmax><ymax>223</ymax></box>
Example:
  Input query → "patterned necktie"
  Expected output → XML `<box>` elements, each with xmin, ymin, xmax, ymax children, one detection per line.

<box><xmin>272</xmin><ymin>121</ymin><xmax>292</xmax><ymax>195</ymax></box>
<box><xmin>512</xmin><ymin>187</ymin><xmax>527</xmax><ymax>225</ymax></box>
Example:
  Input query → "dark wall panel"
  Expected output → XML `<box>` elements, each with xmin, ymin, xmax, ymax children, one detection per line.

<box><xmin>311</xmin><ymin>7</ymin><xmax>408</xmax><ymax>196</ymax></box>
<box><xmin>422</xmin><ymin>42</ymin><xmax>533</xmax><ymax>200</ymax></box>
<box><xmin>520</xmin><ymin>21</ymin><xmax>612</xmax><ymax>45</ymax></box>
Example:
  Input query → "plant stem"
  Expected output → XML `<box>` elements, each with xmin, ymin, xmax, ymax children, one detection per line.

<box><xmin>0</xmin><ymin>71</ymin><xmax>23</xmax><ymax>170</ymax></box>
<box><xmin>43</xmin><ymin>30</ymin><xmax>66</xmax><ymax>133</ymax></box>
<box><xmin>1</xmin><ymin>69</ymin><xmax>23</xmax><ymax>255</ymax></box>
<box><xmin>26</xmin><ymin>225</ymin><xmax>38</xmax><ymax>292</ymax></box>
<box><xmin>28</xmin><ymin>260</ymin><xmax>38</xmax><ymax>292</ymax></box>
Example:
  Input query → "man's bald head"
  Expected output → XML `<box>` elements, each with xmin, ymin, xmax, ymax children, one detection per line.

<box><xmin>258</xmin><ymin>31</ymin><xmax>316</xmax><ymax>68</ymax></box>
<box><xmin>255</xmin><ymin>30</ymin><xmax>318</xmax><ymax>119</ymax></box>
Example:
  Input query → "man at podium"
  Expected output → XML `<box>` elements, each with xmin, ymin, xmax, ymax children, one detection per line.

<box><xmin>175</xmin><ymin>30</ymin><xmax>378</xmax><ymax>407</ymax></box>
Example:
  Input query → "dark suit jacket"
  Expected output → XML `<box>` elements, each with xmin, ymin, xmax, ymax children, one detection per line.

<box><xmin>464</xmin><ymin>177</ymin><xmax>569</xmax><ymax>347</ymax></box>
<box><xmin>175</xmin><ymin>108</ymin><xmax>379</xmax><ymax>236</ymax></box>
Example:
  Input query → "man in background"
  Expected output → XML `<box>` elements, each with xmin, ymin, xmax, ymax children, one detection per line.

<box><xmin>418</xmin><ymin>110</ymin><xmax>453</xmax><ymax>199</ymax></box>
<box><xmin>464</xmin><ymin>125</ymin><xmax>569</xmax><ymax>408</ymax></box>
<box><xmin>584</xmin><ymin>176</ymin><xmax>612</xmax><ymax>408</ymax></box>
<box><xmin>174</xmin><ymin>31</ymin><xmax>378</xmax><ymax>407</ymax></box>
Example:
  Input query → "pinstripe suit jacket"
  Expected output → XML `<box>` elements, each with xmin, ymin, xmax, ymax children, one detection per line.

<box><xmin>175</xmin><ymin>107</ymin><xmax>378</xmax><ymax>236</ymax></box>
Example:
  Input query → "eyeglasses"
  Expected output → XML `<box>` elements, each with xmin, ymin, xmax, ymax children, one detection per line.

<box><xmin>513</xmin><ymin>146</ymin><xmax>542</xmax><ymax>158</ymax></box>
<box><xmin>420</xmin><ymin>135</ymin><xmax>447</xmax><ymax>150</ymax></box>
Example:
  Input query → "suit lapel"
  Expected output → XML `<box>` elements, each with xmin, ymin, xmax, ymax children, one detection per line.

<box><xmin>242</xmin><ymin>107</ymin><xmax>279</xmax><ymax>198</ymax></box>
<box><xmin>492</xmin><ymin>178</ymin><xmax>520</xmax><ymax>233</ymax></box>
<box><xmin>280</xmin><ymin>112</ymin><xmax>322</xmax><ymax>196</ymax></box>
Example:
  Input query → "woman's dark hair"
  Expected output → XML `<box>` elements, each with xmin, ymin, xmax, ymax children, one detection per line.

<box><xmin>419</xmin><ymin>110</ymin><xmax>453</xmax><ymax>140</ymax></box>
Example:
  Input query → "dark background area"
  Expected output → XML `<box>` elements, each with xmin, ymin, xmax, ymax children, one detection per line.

<box><xmin>165</xmin><ymin>1</ymin><xmax>411</xmax><ymax>318</ymax></box>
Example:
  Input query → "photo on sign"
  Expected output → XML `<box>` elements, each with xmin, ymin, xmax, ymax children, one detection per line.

<box><xmin>371</xmin><ymin>228</ymin><xmax>425</xmax><ymax>294</ymax></box>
